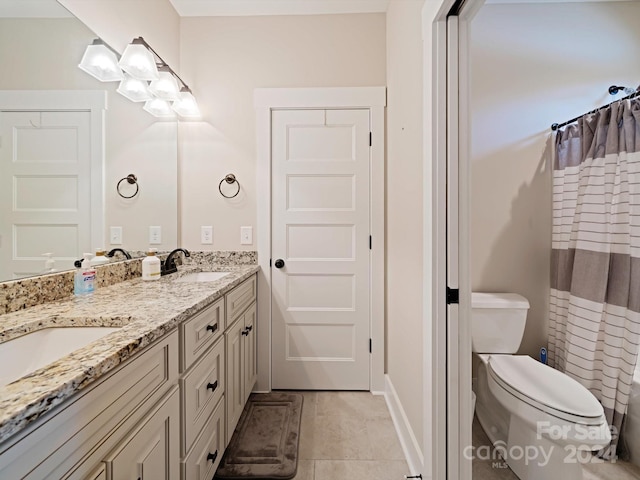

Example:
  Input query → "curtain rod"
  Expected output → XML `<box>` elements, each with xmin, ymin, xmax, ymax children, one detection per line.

<box><xmin>550</xmin><ymin>86</ymin><xmax>640</xmax><ymax>131</ymax></box>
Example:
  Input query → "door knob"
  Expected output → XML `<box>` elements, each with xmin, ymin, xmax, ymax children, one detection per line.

<box><xmin>274</xmin><ymin>259</ymin><xmax>285</xmax><ymax>269</ymax></box>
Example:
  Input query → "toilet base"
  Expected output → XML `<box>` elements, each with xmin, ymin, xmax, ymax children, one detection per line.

<box><xmin>473</xmin><ymin>354</ymin><xmax>607</xmax><ymax>480</ymax></box>
<box><xmin>506</xmin><ymin>415</ymin><xmax>584</xmax><ymax>480</ymax></box>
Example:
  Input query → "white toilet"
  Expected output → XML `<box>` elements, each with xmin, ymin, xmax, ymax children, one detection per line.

<box><xmin>472</xmin><ymin>292</ymin><xmax>611</xmax><ymax>480</ymax></box>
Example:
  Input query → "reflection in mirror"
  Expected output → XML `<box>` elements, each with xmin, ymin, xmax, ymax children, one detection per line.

<box><xmin>0</xmin><ymin>2</ymin><xmax>177</xmax><ymax>282</ymax></box>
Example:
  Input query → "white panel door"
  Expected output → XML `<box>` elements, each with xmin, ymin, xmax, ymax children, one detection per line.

<box><xmin>0</xmin><ymin>110</ymin><xmax>91</xmax><ymax>278</ymax></box>
<box><xmin>271</xmin><ymin>109</ymin><xmax>370</xmax><ymax>390</ymax></box>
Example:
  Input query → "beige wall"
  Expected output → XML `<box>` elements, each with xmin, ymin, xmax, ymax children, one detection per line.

<box><xmin>386</xmin><ymin>0</ymin><xmax>425</xmax><ymax>454</ymax></box>
<box><xmin>178</xmin><ymin>13</ymin><xmax>386</xmax><ymax>250</ymax></box>
<box><xmin>469</xmin><ymin>2</ymin><xmax>640</xmax><ymax>357</ymax></box>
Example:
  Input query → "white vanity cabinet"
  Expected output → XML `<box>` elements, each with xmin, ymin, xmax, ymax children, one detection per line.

<box><xmin>225</xmin><ymin>276</ymin><xmax>257</xmax><ymax>443</ymax></box>
<box><xmin>0</xmin><ymin>272</ymin><xmax>258</xmax><ymax>480</ymax></box>
<box><xmin>0</xmin><ymin>332</ymin><xmax>179</xmax><ymax>480</ymax></box>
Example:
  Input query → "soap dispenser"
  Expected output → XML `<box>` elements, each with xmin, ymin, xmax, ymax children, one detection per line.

<box><xmin>74</xmin><ymin>253</ymin><xmax>96</xmax><ymax>295</ymax></box>
<box><xmin>142</xmin><ymin>248</ymin><xmax>161</xmax><ymax>281</ymax></box>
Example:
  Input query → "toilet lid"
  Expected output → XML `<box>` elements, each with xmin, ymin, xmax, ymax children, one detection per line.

<box><xmin>488</xmin><ymin>355</ymin><xmax>604</xmax><ymax>424</ymax></box>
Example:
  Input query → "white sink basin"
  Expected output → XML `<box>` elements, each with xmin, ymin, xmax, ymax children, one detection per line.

<box><xmin>175</xmin><ymin>271</ymin><xmax>230</xmax><ymax>283</ymax></box>
<box><xmin>0</xmin><ymin>327</ymin><xmax>120</xmax><ymax>387</ymax></box>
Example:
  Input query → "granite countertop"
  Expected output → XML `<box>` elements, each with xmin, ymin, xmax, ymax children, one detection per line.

<box><xmin>0</xmin><ymin>264</ymin><xmax>259</xmax><ymax>444</ymax></box>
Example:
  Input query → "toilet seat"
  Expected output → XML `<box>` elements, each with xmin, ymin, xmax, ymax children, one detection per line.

<box><xmin>488</xmin><ymin>355</ymin><xmax>605</xmax><ymax>426</ymax></box>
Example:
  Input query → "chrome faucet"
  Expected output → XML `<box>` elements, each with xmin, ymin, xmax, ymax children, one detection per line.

<box><xmin>162</xmin><ymin>248</ymin><xmax>191</xmax><ymax>276</ymax></box>
<box><xmin>106</xmin><ymin>248</ymin><xmax>132</xmax><ymax>260</ymax></box>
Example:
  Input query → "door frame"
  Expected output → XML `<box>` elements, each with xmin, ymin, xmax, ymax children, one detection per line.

<box><xmin>254</xmin><ymin>87</ymin><xmax>386</xmax><ymax>393</ymax></box>
<box><xmin>430</xmin><ymin>1</ymin><xmax>484</xmax><ymax>479</ymax></box>
<box><xmin>0</xmin><ymin>90</ymin><xmax>106</xmax><ymax>262</ymax></box>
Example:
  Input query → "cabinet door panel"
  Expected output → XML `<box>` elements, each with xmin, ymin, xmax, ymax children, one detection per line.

<box><xmin>225</xmin><ymin>318</ymin><xmax>244</xmax><ymax>444</ymax></box>
<box><xmin>105</xmin><ymin>387</ymin><xmax>179</xmax><ymax>480</ymax></box>
<box><xmin>243</xmin><ymin>303</ymin><xmax>258</xmax><ymax>404</ymax></box>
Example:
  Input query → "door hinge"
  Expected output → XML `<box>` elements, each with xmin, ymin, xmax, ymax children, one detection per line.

<box><xmin>369</xmin><ymin>235</ymin><xmax>372</xmax><ymax>250</ymax></box>
<box><xmin>369</xmin><ymin>338</ymin><xmax>372</xmax><ymax>353</ymax></box>
<box><xmin>446</xmin><ymin>287</ymin><xmax>459</xmax><ymax>305</ymax></box>
<box><xmin>369</xmin><ymin>132</ymin><xmax>372</xmax><ymax>146</ymax></box>
<box><xmin>269</xmin><ymin>258</ymin><xmax>272</xmax><ymax>267</ymax></box>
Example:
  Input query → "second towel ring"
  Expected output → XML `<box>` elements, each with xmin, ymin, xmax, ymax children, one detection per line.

<box><xmin>219</xmin><ymin>173</ymin><xmax>240</xmax><ymax>198</ymax></box>
<box><xmin>117</xmin><ymin>174</ymin><xmax>139</xmax><ymax>199</ymax></box>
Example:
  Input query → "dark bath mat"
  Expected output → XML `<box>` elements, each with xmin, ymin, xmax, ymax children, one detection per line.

<box><xmin>215</xmin><ymin>392</ymin><xmax>303</xmax><ymax>480</ymax></box>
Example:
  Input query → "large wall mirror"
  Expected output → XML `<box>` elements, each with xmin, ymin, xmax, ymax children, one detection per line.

<box><xmin>0</xmin><ymin>0</ymin><xmax>178</xmax><ymax>282</ymax></box>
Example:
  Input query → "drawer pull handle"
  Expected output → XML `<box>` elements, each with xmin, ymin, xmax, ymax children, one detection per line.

<box><xmin>207</xmin><ymin>381</ymin><xmax>218</xmax><ymax>392</ymax></box>
<box><xmin>208</xmin><ymin>450</ymin><xmax>218</xmax><ymax>463</ymax></box>
<box><xmin>206</xmin><ymin>324</ymin><xmax>218</xmax><ymax>333</ymax></box>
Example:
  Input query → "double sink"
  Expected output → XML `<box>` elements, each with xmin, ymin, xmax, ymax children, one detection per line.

<box><xmin>0</xmin><ymin>270</ymin><xmax>231</xmax><ymax>388</ymax></box>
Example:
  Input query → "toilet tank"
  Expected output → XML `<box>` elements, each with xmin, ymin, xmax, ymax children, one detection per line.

<box><xmin>471</xmin><ymin>293</ymin><xmax>529</xmax><ymax>354</ymax></box>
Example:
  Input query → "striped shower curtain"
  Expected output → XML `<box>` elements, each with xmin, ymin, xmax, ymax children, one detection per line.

<box><xmin>549</xmin><ymin>97</ymin><xmax>640</xmax><ymax>458</ymax></box>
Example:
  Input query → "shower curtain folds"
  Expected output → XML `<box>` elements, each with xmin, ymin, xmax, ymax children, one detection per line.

<box><xmin>549</xmin><ymin>97</ymin><xmax>640</xmax><ymax>459</ymax></box>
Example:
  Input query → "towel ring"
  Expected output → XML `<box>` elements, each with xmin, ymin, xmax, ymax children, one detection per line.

<box><xmin>219</xmin><ymin>173</ymin><xmax>240</xmax><ymax>199</ymax></box>
<box><xmin>117</xmin><ymin>174</ymin><xmax>139</xmax><ymax>199</ymax></box>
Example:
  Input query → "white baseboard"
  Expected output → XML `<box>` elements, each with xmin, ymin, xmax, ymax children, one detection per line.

<box><xmin>384</xmin><ymin>374</ymin><xmax>425</xmax><ymax>476</ymax></box>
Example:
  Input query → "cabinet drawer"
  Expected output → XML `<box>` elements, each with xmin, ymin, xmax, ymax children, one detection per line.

<box><xmin>182</xmin><ymin>398</ymin><xmax>225</xmax><ymax>480</ymax></box>
<box><xmin>105</xmin><ymin>386</ymin><xmax>180</xmax><ymax>480</ymax></box>
<box><xmin>225</xmin><ymin>275</ymin><xmax>256</xmax><ymax>326</ymax></box>
<box><xmin>181</xmin><ymin>297</ymin><xmax>224</xmax><ymax>372</ymax></box>
<box><xmin>181</xmin><ymin>337</ymin><xmax>225</xmax><ymax>454</ymax></box>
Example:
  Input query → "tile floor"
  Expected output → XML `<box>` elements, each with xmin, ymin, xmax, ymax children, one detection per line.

<box><xmin>291</xmin><ymin>391</ymin><xmax>411</xmax><ymax>480</ymax></box>
<box><xmin>284</xmin><ymin>390</ymin><xmax>640</xmax><ymax>479</ymax></box>
<box><xmin>472</xmin><ymin>417</ymin><xmax>640</xmax><ymax>480</ymax></box>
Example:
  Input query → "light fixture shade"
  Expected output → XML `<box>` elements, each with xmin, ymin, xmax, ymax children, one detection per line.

<box><xmin>172</xmin><ymin>91</ymin><xmax>201</xmax><ymax>118</ymax></box>
<box><xmin>78</xmin><ymin>42</ymin><xmax>123</xmax><ymax>82</ymax></box>
<box><xmin>118</xmin><ymin>43</ymin><xmax>159</xmax><ymax>81</ymax></box>
<box><xmin>117</xmin><ymin>74</ymin><xmax>152</xmax><ymax>102</ymax></box>
<box><xmin>143</xmin><ymin>98</ymin><xmax>176</xmax><ymax>118</ymax></box>
<box><xmin>148</xmin><ymin>70</ymin><xmax>181</xmax><ymax>101</ymax></box>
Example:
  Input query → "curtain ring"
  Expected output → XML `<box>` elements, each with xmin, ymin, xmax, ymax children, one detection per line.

<box><xmin>219</xmin><ymin>173</ymin><xmax>240</xmax><ymax>198</ymax></box>
<box><xmin>117</xmin><ymin>174</ymin><xmax>139</xmax><ymax>199</ymax></box>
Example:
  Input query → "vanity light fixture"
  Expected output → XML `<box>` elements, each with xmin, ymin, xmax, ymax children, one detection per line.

<box><xmin>79</xmin><ymin>36</ymin><xmax>200</xmax><ymax>119</ymax></box>
<box><xmin>116</xmin><ymin>74</ymin><xmax>152</xmax><ymax>102</ymax></box>
<box><xmin>78</xmin><ymin>39</ymin><xmax>123</xmax><ymax>82</ymax></box>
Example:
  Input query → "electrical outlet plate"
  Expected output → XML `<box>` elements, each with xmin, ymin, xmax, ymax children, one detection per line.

<box><xmin>149</xmin><ymin>226</ymin><xmax>161</xmax><ymax>245</ymax></box>
<box><xmin>110</xmin><ymin>226</ymin><xmax>123</xmax><ymax>245</ymax></box>
<box><xmin>201</xmin><ymin>226</ymin><xmax>213</xmax><ymax>245</ymax></box>
<box><xmin>240</xmin><ymin>226</ymin><xmax>253</xmax><ymax>245</ymax></box>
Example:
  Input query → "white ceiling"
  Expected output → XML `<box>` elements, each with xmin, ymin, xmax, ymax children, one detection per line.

<box><xmin>168</xmin><ymin>0</ymin><xmax>391</xmax><ymax>17</ymax></box>
<box><xmin>0</xmin><ymin>0</ymin><xmax>636</xmax><ymax>19</ymax></box>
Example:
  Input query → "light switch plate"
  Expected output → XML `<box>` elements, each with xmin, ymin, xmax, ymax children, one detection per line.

<box><xmin>110</xmin><ymin>226</ymin><xmax>123</xmax><ymax>245</ymax></box>
<box><xmin>149</xmin><ymin>226</ymin><xmax>161</xmax><ymax>245</ymax></box>
<box><xmin>201</xmin><ymin>226</ymin><xmax>213</xmax><ymax>244</ymax></box>
<box><xmin>240</xmin><ymin>226</ymin><xmax>253</xmax><ymax>245</ymax></box>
